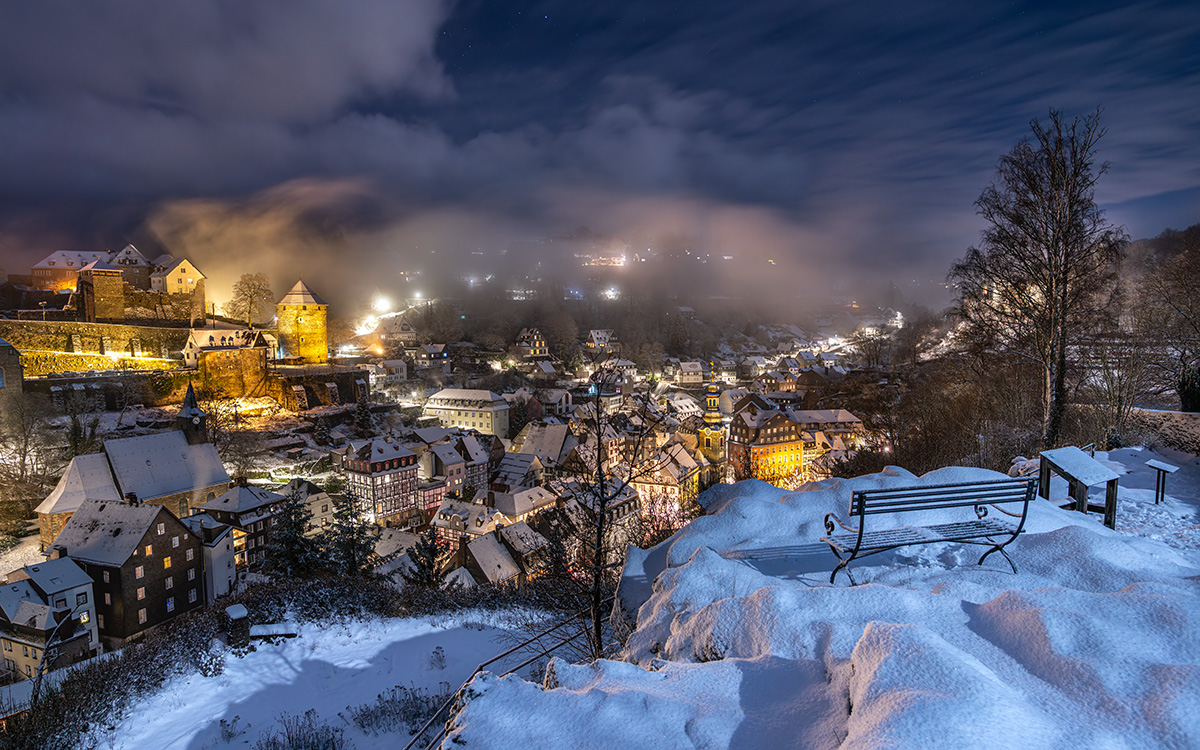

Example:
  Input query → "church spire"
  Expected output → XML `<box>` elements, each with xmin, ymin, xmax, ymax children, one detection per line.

<box><xmin>177</xmin><ymin>382</ymin><xmax>208</xmax><ymax>445</ymax></box>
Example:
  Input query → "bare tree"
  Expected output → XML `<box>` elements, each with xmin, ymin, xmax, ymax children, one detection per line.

<box><xmin>950</xmin><ymin>108</ymin><xmax>1127</xmax><ymax>446</ymax></box>
<box><xmin>1139</xmin><ymin>229</ymin><xmax>1200</xmax><ymax>411</ymax></box>
<box><xmin>0</xmin><ymin>392</ymin><xmax>62</xmax><ymax>519</ymax></box>
<box><xmin>557</xmin><ymin>371</ymin><xmax>675</xmax><ymax>658</ymax></box>
<box><xmin>224</xmin><ymin>273</ymin><xmax>274</xmax><ymax>328</ymax></box>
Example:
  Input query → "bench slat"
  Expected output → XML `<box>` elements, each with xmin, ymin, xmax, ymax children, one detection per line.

<box><xmin>824</xmin><ymin>518</ymin><xmax>1015</xmax><ymax>553</ymax></box>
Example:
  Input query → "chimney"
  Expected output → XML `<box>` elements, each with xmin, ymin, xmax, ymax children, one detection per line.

<box><xmin>125</xmin><ymin>492</ymin><xmax>139</xmax><ymax>505</ymax></box>
<box><xmin>235</xmin><ymin>476</ymin><xmax>249</xmax><ymax>487</ymax></box>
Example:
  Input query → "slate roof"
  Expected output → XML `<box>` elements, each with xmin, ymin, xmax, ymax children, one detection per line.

<box><xmin>499</xmin><ymin>521</ymin><xmax>547</xmax><ymax>559</ymax></box>
<box><xmin>516</xmin><ymin>423</ymin><xmax>574</xmax><ymax>465</ymax></box>
<box><xmin>17</xmin><ymin>558</ymin><xmax>92</xmax><ymax>595</ymax></box>
<box><xmin>0</xmin><ymin>581</ymin><xmax>43</xmax><ymax>624</ymax></box>
<box><xmin>149</xmin><ymin>257</ymin><xmax>200</xmax><ymax>279</ymax></box>
<box><xmin>51</xmin><ymin>500</ymin><xmax>164</xmax><ymax>566</ymax></box>
<box><xmin>198</xmin><ymin>483</ymin><xmax>283</xmax><ymax>516</ymax></box>
<box><xmin>35</xmin><ymin>453</ymin><xmax>121</xmax><ymax>516</ymax></box>
<box><xmin>467</xmin><ymin>534</ymin><xmax>520</xmax><ymax>584</ymax></box>
<box><xmin>427</xmin><ymin>389</ymin><xmax>508</xmax><ymax>406</ymax></box>
<box><xmin>104</xmin><ymin>431</ymin><xmax>228</xmax><ymax>501</ymax></box>
<box><xmin>278</xmin><ymin>279</ymin><xmax>327</xmax><ymax>306</ymax></box>
<box><xmin>491</xmin><ymin>486</ymin><xmax>556</xmax><ymax>518</ymax></box>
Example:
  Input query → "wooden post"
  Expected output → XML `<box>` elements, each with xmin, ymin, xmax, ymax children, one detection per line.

<box><xmin>1104</xmin><ymin>479</ymin><xmax>1118</xmax><ymax>530</ymax></box>
<box><xmin>1038</xmin><ymin>459</ymin><xmax>1051</xmax><ymax>500</ymax></box>
<box><xmin>1072</xmin><ymin>480</ymin><xmax>1088</xmax><ymax>513</ymax></box>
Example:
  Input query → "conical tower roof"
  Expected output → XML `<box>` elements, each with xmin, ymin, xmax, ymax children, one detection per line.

<box><xmin>278</xmin><ymin>279</ymin><xmax>327</xmax><ymax>306</ymax></box>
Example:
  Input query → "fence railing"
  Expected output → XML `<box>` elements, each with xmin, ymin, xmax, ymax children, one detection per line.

<box><xmin>402</xmin><ymin>598</ymin><xmax>613</xmax><ymax>750</ymax></box>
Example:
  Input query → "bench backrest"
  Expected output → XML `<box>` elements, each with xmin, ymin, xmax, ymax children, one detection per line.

<box><xmin>849</xmin><ymin>477</ymin><xmax>1038</xmax><ymax>517</ymax></box>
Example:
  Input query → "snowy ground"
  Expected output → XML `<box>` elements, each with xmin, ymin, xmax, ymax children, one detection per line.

<box><xmin>446</xmin><ymin>449</ymin><xmax>1200</xmax><ymax>749</ymax></box>
<box><xmin>97</xmin><ymin>612</ymin><xmax>529</xmax><ymax>750</ymax></box>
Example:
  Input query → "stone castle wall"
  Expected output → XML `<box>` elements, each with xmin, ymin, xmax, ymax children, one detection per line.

<box><xmin>0</xmin><ymin>320</ymin><xmax>191</xmax><ymax>376</ymax></box>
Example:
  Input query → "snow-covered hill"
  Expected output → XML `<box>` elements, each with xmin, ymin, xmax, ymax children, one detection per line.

<box><xmin>445</xmin><ymin>451</ymin><xmax>1200</xmax><ymax>749</ymax></box>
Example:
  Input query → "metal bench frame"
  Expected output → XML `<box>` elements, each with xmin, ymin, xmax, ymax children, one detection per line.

<box><xmin>820</xmin><ymin>477</ymin><xmax>1038</xmax><ymax>585</ymax></box>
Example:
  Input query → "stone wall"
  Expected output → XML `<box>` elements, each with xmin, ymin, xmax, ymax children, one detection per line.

<box><xmin>1129</xmin><ymin>408</ymin><xmax>1200</xmax><ymax>454</ymax></box>
<box><xmin>270</xmin><ymin>367</ymin><xmax>366</xmax><ymax>411</ymax></box>
<box><xmin>197</xmin><ymin>347</ymin><xmax>270</xmax><ymax>398</ymax></box>
<box><xmin>0</xmin><ymin>320</ymin><xmax>191</xmax><ymax>376</ymax></box>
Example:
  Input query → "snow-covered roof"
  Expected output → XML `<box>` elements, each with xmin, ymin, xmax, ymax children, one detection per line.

<box><xmin>444</xmin><ymin>566</ymin><xmax>477</xmax><ymax>589</ymax></box>
<box><xmin>347</xmin><ymin>437</ymin><xmax>416</xmax><ymax>463</ymax></box>
<box><xmin>432</xmin><ymin>443</ymin><xmax>466</xmax><ymax>467</ymax></box>
<box><xmin>16</xmin><ymin>557</ymin><xmax>91</xmax><ymax>595</ymax></box>
<box><xmin>492</xmin><ymin>486</ymin><xmax>556</xmax><ymax>518</ymax></box>
<box><xmin>198</xmin><ymin>483</ymin><xmax>283</xmax><ymax>516</ymax></box>
<box><xmin>104</xmin><ymin>431</ymin><xmax>228</xmax><ymax>502</ymax></box>
<box><xmin>36</xmin><ymin>452</ymin><xmax>121</xmax><ymax>516</ymax></box>
<box><xmin>278</xmin><ymin>279</ymin><xmax>327</xmax><ymax>306</ymax></box>
<box><xmin>149</xmin><ymin>257</ymin><xmax>202</xmax><ymax>279</ymax></box>
<box><xmin>51</xmin><ymin>500</ymin><xmax>164</xmax><ymax>566</ymax></box>
<box><xmin>0</xmin><ymin>581</ymin><xmax>46</xmax><ymax>626</ymax></box>
<box><xmin>517</xmin><ymin>423</ymin><xmax>574</xmax><ymax>465</ymax></box>
<box><xmin>467</xmin><ymin>533</ymin><xmax>520</xmax><ymax>584</ymax></box>
<box><xmin>457</xmin><ymin>435</ymin><xmax>490</xmax><ymax>465</ymax></box>
<box><xmin>428</xmin><ymin>389</ymin><xmax>508</xmax><ymax>407</ymax></box>
<box><xmin>373</xmin><ymin>527</ymin><xmax>418</xmax><ymax>559</ymax></box>
<box><xmin>80</xmin><ymin>259</ymin><xmax>121</xmax><ymax>272</ymax></box>
<box><xmin>499</xmin><ymin>521</ymin><xmax>547</xmax><ymax>559</ymax></box>
<box><xmin>413</xmin><ymin>426</ymin><xmax>452</xmax><ymax>444</ymax></box>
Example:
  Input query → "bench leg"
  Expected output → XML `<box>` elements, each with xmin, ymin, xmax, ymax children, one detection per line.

<box><xmin>829</xmin><ymin>557</ymin><xmax>858</xmax><ymax>586</ymax></box>
<box><xmin>977</xmin><ymin>538</ymin><xmax>1018</xmax><ymax>574</ymax></box>
<box><xmin>825</xmin><ymin>543</ymin><xmax>858</xmax><ymax>586</ymax></box>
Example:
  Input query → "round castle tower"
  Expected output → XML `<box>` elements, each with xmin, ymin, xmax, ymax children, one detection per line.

<box><xmin>275</xmin><ymin>279</ymin><xmax>328</xmax><ymax>364</ymax></box>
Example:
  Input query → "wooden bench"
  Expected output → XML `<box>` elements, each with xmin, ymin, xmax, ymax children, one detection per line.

<box><xmin>820</xmin><ymin>477</ymin><xmax>1038</xmax><ymax>585</ymax></box>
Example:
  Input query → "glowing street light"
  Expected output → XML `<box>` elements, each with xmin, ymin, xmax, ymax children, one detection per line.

<box><xmin>373</xmin><ymin>295</ymin><xmax>392</xmax><ymax>313</ymax></box>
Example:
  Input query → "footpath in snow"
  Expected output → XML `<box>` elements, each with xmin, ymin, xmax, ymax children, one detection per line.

<box><xmin>445</xmin><ymin>448</ymin><xmax>1200</xmax><ymax>749</ymax></box>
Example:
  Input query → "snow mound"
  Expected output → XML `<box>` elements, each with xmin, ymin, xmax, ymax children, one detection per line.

<box><xmin>448</xmin><ymin>458</ymin><xmax>1200</xmax><ymax>749</ymax></box>
<box><xmin>446</xmin><ymin>659</ymin><xmax>744</xmax><ymax>748</ymax></box>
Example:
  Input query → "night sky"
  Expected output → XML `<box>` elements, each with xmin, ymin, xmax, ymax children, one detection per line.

<box><xmin>1</xmin><ymin>1</ymin><xmax>1197</xmax><ymax>307</ymax></box>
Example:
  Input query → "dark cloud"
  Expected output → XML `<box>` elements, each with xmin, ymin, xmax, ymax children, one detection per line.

<box><xmin>0</xmin><ymin>0</ymin><xmax>1197</xmax><ymax>309</ymax></box>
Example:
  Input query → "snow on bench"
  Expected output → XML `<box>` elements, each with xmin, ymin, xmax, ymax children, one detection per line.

<box><xmin>820</xmin><ymin>477</ymin><xmax>1038</xmax><ymax>585</ymax></box>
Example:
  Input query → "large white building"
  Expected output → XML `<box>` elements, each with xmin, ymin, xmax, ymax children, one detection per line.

<box><xmin>424</xmin><ymin>389</ymin><xmax>511</xmax><ymax>437</ymax></box>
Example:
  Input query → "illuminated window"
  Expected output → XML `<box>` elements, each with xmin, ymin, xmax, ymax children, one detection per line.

<box><xmin>138</xmin><ymin>608</ymin><xmax>147</xmax><ymax>624</ymax></box>
<box><xmin>137</xmin><ymin>587</ymin><xmax>146</xmax><ymax>600</ymax></box>
<box><xmin>135</xmin><ymin>565</ymin><xmax>144</xmax><ymax>579</ymax></box>
<box><xmin>144</xmin><ymin>544</ymin><xmax>152</xmax><ymax>556</ymax></box>
<box><xmin>163</xmin><ymin>556</ymin><xmax>172</xmax><ymax>569</ymax></box>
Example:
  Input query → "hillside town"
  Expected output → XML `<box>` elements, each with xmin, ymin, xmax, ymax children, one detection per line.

<box><xmin>0</xmin><ymin>245</ymin><xmax>884</xmax><ymax>682</ymax></box>
<box><xmin>2</xmin><ymin>5</ymin><xmax>1200</xmax><ymax>747</ymax></box>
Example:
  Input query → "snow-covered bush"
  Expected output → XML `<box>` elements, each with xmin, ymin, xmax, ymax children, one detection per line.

<box><xmin>251</xmin><ymin>709</ymin><xmax>349</xmax><ymax>750</ymax></box>
<box><xmin>343</xmin><ymin>682</ymin><xmax>452</xmax><ymax>738</ymax></box>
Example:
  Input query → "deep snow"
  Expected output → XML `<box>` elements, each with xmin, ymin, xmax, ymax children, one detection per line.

<box><xmin>445</xmin><ymin>448</ymin><xmax>1200</xmax><ymax>749</ymax></box>
<box><xmin>97</xmin><ymin>612</ymin><xmax>526</xmax><ymax>750</ymax></box>
<box><xmin>84</xmin><ymin>447</ymin><xmax>1200</xmax><ymax>749</ymax></box>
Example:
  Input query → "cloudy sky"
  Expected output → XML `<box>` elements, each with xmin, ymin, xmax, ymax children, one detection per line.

<box><xmin>0</xmin><ymin>0</ymin><xmax>1197</xmax><ymax>309</ymax></box>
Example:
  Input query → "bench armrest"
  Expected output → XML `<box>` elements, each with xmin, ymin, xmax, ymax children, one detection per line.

<box><xmin>978</xmin><ymin>503</ymin><xmax>1024</xmax><ymax>519</ymax></box>
<box><xmin>824</xmin><ymin>512</ymin><xmax>859</xmax><ymax>536</ymax></box>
